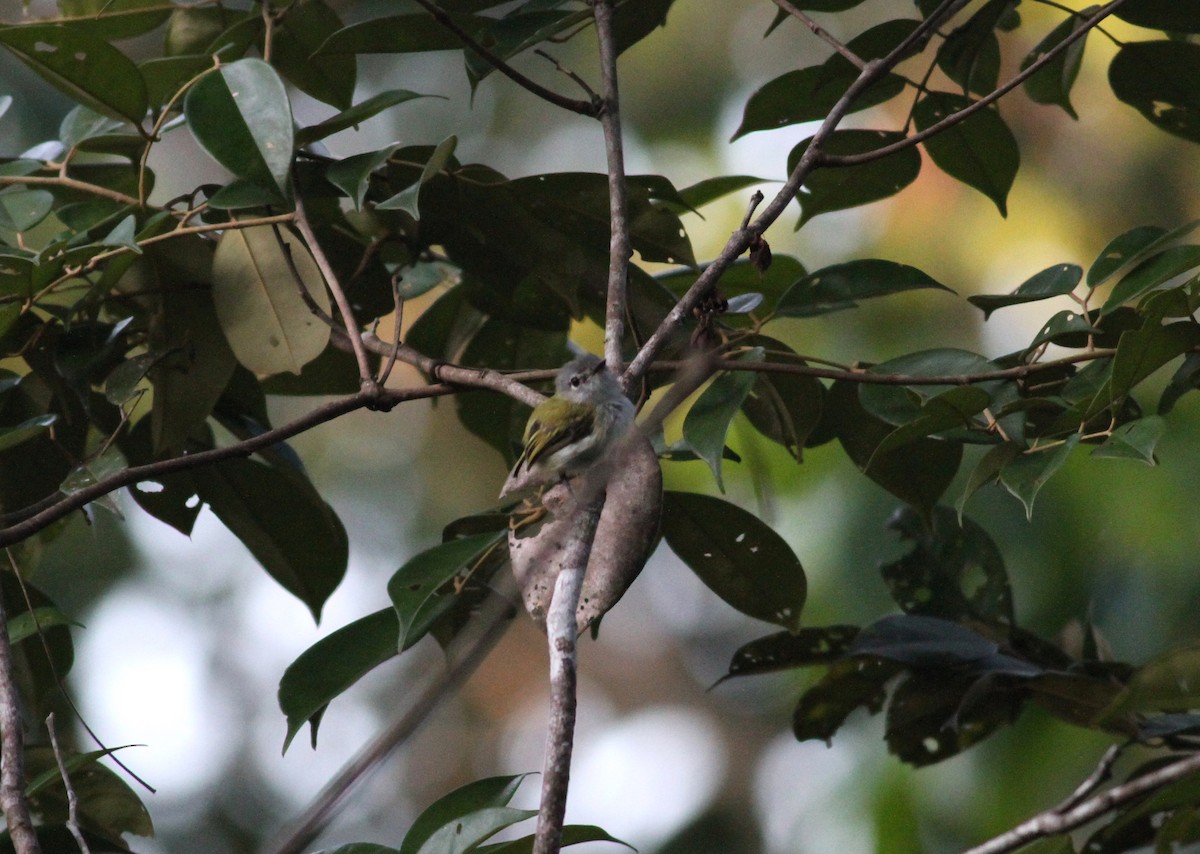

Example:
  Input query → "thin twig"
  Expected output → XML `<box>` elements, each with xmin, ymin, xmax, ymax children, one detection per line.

<box><xmin>821</xmin><ymin>0</ymin><xmax>1129</xmax><ymax>168</ymax></box>
<box><xmin>770</xmin><ymin>0</ymin><xmax>865</xmax><ymax>69</ymax></box>
<box><xmin>965</xmin><ymin>749</ymin><xmax>1200</xmax><ymax>854</ymax></box>
<box><xmin>46</xmin><ymin>713</ymin><xmax>90</xmax><ymax>854</ymax></box>
<box><xmin>291</xmin><ymin>188</ymin><xmax>377</xmax><ymax>391</ymax></box>
<box><xmin>534</xmin><ymin>49</ymin><xmax>598</xmax><ymax>101</ymax></box>
<box><xmin>0</xmin><ymin>385</ymin><xmax>451</xmax><ymax>548</ymax></box>
<box><xmin>410</xmin><ymin>0</ymin><xmax>598</xmax><ymax>116</ymax></box>
<box><xmin>0</xmin><ymin>583</ymin><xmax>38</xmax><ymax>854</ymax></box>
<box><xmin>378</xmin><ymin>275</ymin><xmax>403</xmax><ymax>386</ymax></box>
<box><xmin>267</xmin><ymin>579</ymin><xmax>517</xmax><ymax>854</ymax></box>
<box><xmin>0</xmin><ymin>174</ymin><xmax>138</xmax><ymax>206</ymax></box>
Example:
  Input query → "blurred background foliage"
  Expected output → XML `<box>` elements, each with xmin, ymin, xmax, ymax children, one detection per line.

<box><xmin>2</xmin><ymin>0</ymin><xmax>1199</xmax><ymax>852</ymax></box>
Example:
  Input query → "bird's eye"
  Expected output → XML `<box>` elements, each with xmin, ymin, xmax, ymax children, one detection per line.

<box><xmin>570</xmin><ymin>375</ymin><xmax>583</xmax><ymax>388</ymax></box>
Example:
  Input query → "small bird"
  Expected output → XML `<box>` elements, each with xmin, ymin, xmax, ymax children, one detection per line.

<box><xmin>506</xmin><ymin>353</ymin><xmax>636</xmax><ymax>493</ymax></box>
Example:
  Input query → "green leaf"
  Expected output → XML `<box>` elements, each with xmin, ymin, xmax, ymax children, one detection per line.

<box><xmin>858</xmin><ymin>348</ymin><xmax>1007</xmax><ymax>428</ymax></box>
<box><xmin>295</xmin><ymin>90</ymin><xmax>435</xmax><ymax>146</ymax></box>
<box><xmin>913</xmin><ymin>91</ymin><xmax>1019</xmax><ymax>216</ymax></box>
<box><xmin>193</xmin><ymin>454</ymin><xmax>348</xmax><ymax>621</ymax></box>
<box><xmin>661</xmin><ymin>491</ymin><xmax>806</xmax><ymax>631</ymax></box>
<box><xmin>682</xmin><ymin>348</ymin><xmax>762</xmax><ymax>489</ymax></box>
<box><xmin>0</xmin><ymin>189</ymin><xmax>54</xmax><ymax>232</ymax></box>
<box><xmin>378</xmin><ymin>135</ymin><xmax>458</xmax><ymax>219</ymax></box>
<box><xmin>185</xmin><ymin>58</ymin><xmax>294</xmax><ymax>200</ymax></box>
<box><xmin>1087</xmin><ymin>223</ymin><xmax>1184</xmax><ymax>286</ymax></box>
<box><xmin>956</xmin><ymin>441</ymin><xmax>1022</xmax><ymax>521</ymax></box>
<box><xmin>1021</xmin><ymin>7</ymin><xmax>1092</xmax><ymax>118</ymax></box>
<box><xmin>25</xmin><ymin>745</ymin><xmax>137</xmax><ymax>800</ymax></box>
<box><xmin>968</xmin><ymin>263</ymin><xmax>1082</xmax><ymax>318</ymax></box>
<box><xmin>675</xmin><ymin>175</ymin><xmax>771</xmax><ymax>211</ymax></box>
<box><xmin>1109</xmin><ymin>40</ymin><xmax>1200</xmax><ymax>143</ymax></box>
<box><xmin>387</xmin><ymin>532</ymin><xmax>504</xmax><ymax>652</ymax></box>
<box><xmin>0</xmin><ymin>413</ymin><xmax>56</xmax><ymax>453</ymax></box>
<box><xmin>936</xmin><ymin>0</ymin><xmax>1012</xmax><ymax>96</ymax></box>
<box><xmin>1108</xmin><ymin>321</ymin><xmax>1200</xmax><ymax>403</ymax></box>
<box><xmin>1091</xmin><ymin>415</ymin><xmax>1164</xmax><ymax>464</ymax></box>
<box><xmin>825</xmin><ymin>379</ymin><xmax>962</xmax><ymax>514</ymax></box>
<box><xmin>0</xmin><ymin>25</ymin><xmax>148</xmax><ymax>123</ymax></box>
<box><xmin>279</xmin><ymin>608</ymin><xmax>399</xmax><ymax>752</ymax></box>
<box><xmin>882</xmin><ymin>506</ymin><xmax>1014</xmax><ymax>625</ymax></box>
<box><xmin>325</xmin><ymin>144</ymin><xmax>399</xmax><ymax>210</ymax></box>
<box><xmin>733</xmin><ymin>19</ymin><xmax>917</xmax><ymax>139</ymax></box>
<box><xmin>1100</xmin><ymin>245</ymin><xmax>1200</xmax><ymax>314</ymax></box>
<box><xmin>399</xmin><ymin>775</ymin><xmax>533</xmax><ymax>854</ymax></box>
<box><xmin>851</xmin><ymin>614</ymin><xmax>1017</xmax><ymax>669</ymax></box>
<box><xmin>1025</xmin><ymin>309</ymin><xmax>1098</xmax><ymax>351</ymax></box>
<box><xmin>999</xmin><ymin>434</ymin><xmax>1079</xmax><ymax>520</ymax></box>
<box><xmin>164</xmin><ymin>5</ymin><xmax>247</xmax><ymax>56</ymax></box>
<box><xmin>315</xmin><ymin>14</ymin><xmax>482</xmax><ymax>55</ymax></box>
<box><xmin>22</xmin><ymin>745</ymin><xmax>153</xmax><ymax>840</ymax></box>
<box><xmin>788</xmin><ymin>130</ymin><xmax>920</xmax><ymax>226</ymax></box>
<box><xmin>1115</xmin><ymin>1</ymin><xmax>1200</xmax><ymax>35</ymax></box>
<box><xmin>477</xmin><ymin>824</ymin><xmax>634</xmax><ymax>853</ymax></box>
<box><xmin>738</xmin><ymin>337</ymin><xmax>825</xmax><ymax>459</ymax></box>
<box><xmin>793</xmin><ymin>656</ymin><xmax>899</xmax><ymax>744</ymax></box>
<box><xmin>774</xmin><ymin>259</ymin><xmax>952</xmax><ymax>318</ymax></box>
<box><xmin>1099</xmin><ymin>643</ymin><xmax>1200</xmax><ymax>722</ymax></box>
<box><xmin>58</xmin><ymin>0</ymin><xmax>171</xmax><ymax>40</ymax></box>
<box><xmin>7</xmin><ymin>606</ymin><xmax>77</xmax><ymax>646</ymax></box>
<box><xmin>211</xmin><ymin>223</ymin><xmax>332</xmax><ymax>376</ymax></box>
<box><xmin>272</xmin><ymin>0</ymin><xmax>356</xmax><ymax>109</ymax></box>
<box><xmin>1160</xmin><ymin>352</ymin><xmax>1200</xmax><ymax>414</ymax></box>
<box><xmin>869</xmin><ymin>386</ymin><xmax>991</xmax><ymax>461</ymax></box>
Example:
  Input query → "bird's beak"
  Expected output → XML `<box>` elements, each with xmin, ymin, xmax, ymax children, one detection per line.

<box><xmin>588</xmin><ymin>358</ymin><xmax>607</xmax><ymax>378</ymax></box>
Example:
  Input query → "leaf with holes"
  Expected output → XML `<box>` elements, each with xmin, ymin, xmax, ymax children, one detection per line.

<box><xmin>661</xmin><ymin>491</ymin><xmax>806</xmax><ymax>632</ymax></box>
<box><xmin>0</xmin><ymin>25</ymin><xmax>148</xmax><ymax>123</ymax></box>
<box><xmin>1109</xmin><ymin>41</ymin><xmax>1200</xmax><ymax>144</ymax></box>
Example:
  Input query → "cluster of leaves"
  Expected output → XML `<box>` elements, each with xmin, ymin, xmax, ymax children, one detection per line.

<box><xmin>2</xmin><ymin>0</ymin><xmax>1200</xmax><ymax>850</ymax></box>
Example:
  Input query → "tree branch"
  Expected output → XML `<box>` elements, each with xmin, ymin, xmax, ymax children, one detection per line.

<box><xmin>0</xmin><ymin>584</ymin><xmax>38</xmax><ymax>854</ymax></box>
<box><xmin>592</xmin><ymin>0</ymin><xmax>630</xmax><ymax>374</ymax></box>
<box><xmin>965</xmin><ymin>749</ymin><xmax>1200</xmax><ymax>854</ymax></box>
<box><xmin>0</xmin><ymin>174</ymin><xmax>139</xmax><ymax>207</ymax></box>
<box><xmin>532</xmin><ymin>493</ymin><xmax>604</xmax><ymax>854</ymax></box>
<box><xmin>820</xmin><ymin>0</ymin><xmax>1129</xmax><ymax>168</ymax></box>
<box><xmin>46</xmin><ymin>713</ymin><xmax>89</xmax><ymax>854</ymax></box>
<box><xmin>770</xmin><ymin>0</ymin><xmax>865</xmax><ymax>69</ymax></box>
<box><xmin>409</xmin><ymin>0</ymin><xmax>598</xmax><ymax>116</ymax></box>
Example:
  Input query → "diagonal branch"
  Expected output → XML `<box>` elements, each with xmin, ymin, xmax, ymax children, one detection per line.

<box><xmin>965</xmin><ymin>748</ymin><xmax>1200</xmax><ymax>854</ymax></box>
<box><xmin>0</xmin><ymin>584</ymin><xmax>38</xmax><ymax>854</ymax></box>
<box><xmin>410</xmin><ymin>0</ymin><xmax>598</xmax><ymax>116</ymax></box>
<box><xmin>820</xmin><ymin>0</ymin><xmax>1129</xmax><ymax>167</ymax></box>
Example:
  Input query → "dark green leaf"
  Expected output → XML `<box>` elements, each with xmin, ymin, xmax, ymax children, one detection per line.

<box><xmin>279</xmin><ymin>608</ymin><xmax>398</xmax><ymax>752</ymax></box>
<box><xmin>1088</xmin><ymin>224</ymin><xmax>1169</xmax><ymax>286</ymax></box>
<box><xmin>1111</xmin><ymin>321</ymin><xmax>1200</xmax><ymax>403</ymax></box>
<box><xmin>609</xmin><ymin>0</ymin><xmax>674</xmax><ymax>55</ymax></box>
<box><xmin>184</xmin><ymin>59</ymin><xmax>293</xmax><ymax>201</ymax></box>
<box><xmin>788</xmin><ymin>130</ymin><xmax>920</xmax><ymax>226</ymax></box>
<box><xmin>956</xmin><ymin>441</ymin><xmax>1022</xmax><ymax>520</ymax></box>
<box><xmin>968</xmin><ymin>263</ymin><xmax>1082</xmax><ymax>318</ymax></box>
<box><xmin>296</xmin><ymin>90</ymin><xmax>435</xmax><ymax>146</ymax></box>
<box><xmin>825</xmin><ymin>379</ymin><xmax>962</xmax><ymax>514</ymax></box>
<box><xmin>936</xmin><ymin>0</ymin><xmax>1014</xmax><ymax>96</ymax></box>
<box><xmin>1025</xmin><ymin>309</ymin><xmax>1098</xmax><ymax>351</ymax></box>
<box><xmin>913</xmin><ymin>91</ymin><xmax>1019</xmax><ymax>216</ymax></box>
<box><xmin>661</xmin><ymin>491</ymin><xmax>806</xmax><ymax>631</ymax></box>
<box><xmin>193</xmin><ymin>454</ymin><xmax>348</xmax><ymax>621</ymax></box>
<box><xmin>1021</xmin><ymin>7</ymin><xmax>1092</xmax><ymax>118</ymax></box>
<box><xmin>399</xmin><ymin>775</ymin><xmax>532</xmax><ymax>854</ymax></box>
<box><xmin>0</xmin><ymin>413</ymin><xmax>56</xmax><ymax>453</ymax></box>
<box><xmin>851</xmin><ymin>614</ymin><xmax>1005</xmax><ymax>668</ymax></box>
<box><xmin>378</xmin><ymin>135</ymin><xmax>458</xmax><ymax>219</ymax></box>
<box><xmin>869</xmin><ymin>385</ymin><xmax>991</xmax><ymax>460</ymax></box>
<box><xmin>1160</xmin><ymin>352</ymin><xmax>1200</xmax><ymax>414</ymax></box>
<box><xmin>23</xmin><ymin>745</ymin><xmax>153</xmax><ymax>840</ymax></box>
<box><xmin>722</xmin><ymin>626</ymin><xmax>859</xmax><ymax>681</ymax></box>
<box><xmin>1091</xmin><ymin>415</ymin><xmax>1164</xmax><ymax>464</ymax></box>
<box><xmin>0</xmin><ymin>25</ymin><xmax>148</xmax><ymax>123</ymax></box>
<box><xmin>0</xmin><ymin>189</ymin><xmax>54</xmax><ymax>232</ymax></box>
<box><xmin>682</xmin><ymin>348</ymin><xmax>762</xmax><ymax>489</ymax></box>
<box><xmin>1100</xmin><ymin>245</ymin><xmax>1200</xmax><ymax>314</ymax></box>
<box><xmin>58</xmin><ymin>0</ymin><xmax>171</xmax><ymax>40</ymax></box>
<box><xmin>999</xmin><ymin>433</ymin><xmax>1080</xmax><ymax>519</ymax></box>
<box><xmin>325</xmin><ymin>144</ymin><xmax>398</xmax><ymax>210</ymax></box>
<box><xmin>882</xmin><ymin>506</ymin><xmax>1013</xmax><ymax>625</ymax></box>
<box><xmin>1109</xmin><ymin>40</ymin><xmax>1200</xmax><ymax>143</ymax></box>
<box><xmin>386</xmin><ymin>532</ymin><xmax>504</xmax><ymax>652</ymax></box>
<box><xmin>272</xmin><ymin>0</ymin><xmax>356</xmax><ymax>109</ymax></box>
<box><xmin>774</xmin><ymin>259</ymin><xmax>952</xmax><ymax>318</ymax></box>
<box><xmin>1115</xmin><ymin>1</ymin><xmax>1200</xmax><ymax>34</ymax></box>
<box><xmin>164</xmin><ymin>5</ymin><xmax>248</xmax><ymax>56</ymax></box>
<box><xmin>738</xmin><ymin>337</ymin><xmax>825</xmax><ymax>459</ymax></box>
<box><xmin>314</xmin><ymin>14</ymin><xmax>480</xmax><ymax>55</ymax></box>
<box><xmin>117</xmin><ymin>419</ymin><xmax>203</xmax><ymax>536</ymax></box>
<box><xmin>477</xmin><ymin>825</ymin><xmax>634</xmax><ymax>853</ymax></box>
<box><xmin>1100</xmin><ymin>644</ymin><xmax>1200</xmax><ymax>721</ymax></box>
<box><xmin>675</xmin><ymin>175</ymin><xmax>771</xmax><ymax>211</ymax></box>
<box><xmin>793</xmin><ymin>656</ymin><xmax>899</xmax><ymax>744</ymax></box>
